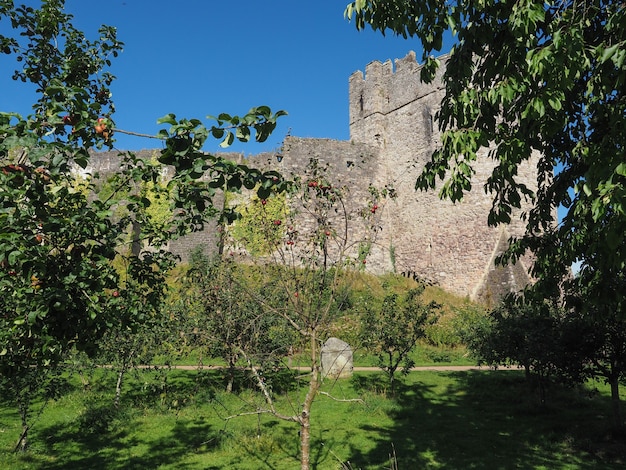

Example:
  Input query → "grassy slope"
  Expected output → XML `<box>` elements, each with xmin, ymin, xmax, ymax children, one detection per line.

<box><xmin>158</xmin><ymin>271</ymin><xmax>480</xmax><ymax>369</ymax></box>
<box><xmin>1</xmin><ymin>369</ymin><xmax>625</xmax><ymax>469</ymax></box>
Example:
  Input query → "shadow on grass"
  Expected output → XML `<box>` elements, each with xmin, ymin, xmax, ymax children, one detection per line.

<box><xmin>348</xmin><ymin>371</ymin><xmax>626</xmax><ymax>469</ymax></box>
<box><xmin>31</xmin><ymin>370</ymin><xmax>229</xmax><ymax>470</ymax></box>
<box><xmin>91</xmin><ymin>367</ymin><xmax>298</xmax><ymax>411</ymax></box>
<box><xmin>31</xmin><ymin>367</ymin><xmax>302</xmax><ymax>470</ymax></box>
<box><xmin>37</xmin><ymin>404</ymin><xmax>223</xmax><ymax>470</ymax></box>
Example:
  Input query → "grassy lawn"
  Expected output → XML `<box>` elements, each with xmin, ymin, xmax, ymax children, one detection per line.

<box><xmin>1</xmin><ymin>369</ymin><xmax>625</xmax><ymax>469</ymax></box>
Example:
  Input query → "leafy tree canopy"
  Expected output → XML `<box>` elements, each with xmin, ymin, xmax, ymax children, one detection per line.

<box><xmin>346</xmin><ymin>0</ymin><xmax>626</xmax><ymax>292</ymax></box>
<box><xmin>0</xmin><ymin>0</ymin><xmax>287</xmax><ymax>403</ymax></box>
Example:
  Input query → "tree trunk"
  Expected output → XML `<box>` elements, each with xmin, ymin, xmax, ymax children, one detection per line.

<box><xmin>300</xmin><ymin>333</ymin><xmax>321</xmax><ymax>470</ymax></box>
<box><xmin>14</xmin><ymin>398</ymin><xmax>29</xmax><ymax>452</ymax></box>
<box><xmin>114</xmin><ymin>367</ymin><xmax>125</xmax><ymax>409</ymax></box>
<box><xmin>387</xmin><ymin>351</ymin><xmax>398</xmax><ymax>394</ymax></box>
<box><xmin>300</xmin><ymin>406</ymin><xmax>311</xmax><ymax>470</ymax></box>
<box><xmin>610</xmin><ymin>374</ymin><xmax>622</xmax><ymax>430</ymax></box>
<box><xmin>115</xmin><ymin>350</ymin><xmax>135</xmax><ymax>408</ymax></box>
<box><xmin>226</xmin><ymin>356</ymin><xmax>235</xmax><ymax>393</ymax></box>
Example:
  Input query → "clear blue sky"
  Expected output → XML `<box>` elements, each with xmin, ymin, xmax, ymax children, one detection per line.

<box><xmin>0</xmin><ymin>1</ymin><xmax>454</xmax><ymax>154</ymax></box>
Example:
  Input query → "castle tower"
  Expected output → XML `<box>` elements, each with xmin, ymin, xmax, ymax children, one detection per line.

<box><xmin>345</xmin><ymin>51</ymin><xmax>536</xmax><ymax>302</ymax></box>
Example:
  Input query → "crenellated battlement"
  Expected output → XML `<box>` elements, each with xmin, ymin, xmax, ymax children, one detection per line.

<box><xmin>349</xmin><ymin>51</ymin><xmax>448</xmax><ymax>146</ymax></box>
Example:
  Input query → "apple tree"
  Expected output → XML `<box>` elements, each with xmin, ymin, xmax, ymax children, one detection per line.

<box><xmin>360</xmin><ymin>285</ymin><xmax>439</xmax><ymax>392</ymax></box>
<box><xmin>215</xmin><ymin>158</ymin><xmax>389</xmax><ymax>470</ymax></box>
<box><xmin>181</xmin><ymin>248</ymin><xmax>295</xmax><ymax>393</ymax></box>
<box><xmin>0</xmin><ymin>0</ymin><xmax>286</xmax><ymax>451</ymax></box>
<box><xmin>565</xmin><ymin>267</ymin><xmax>626</xmax><ymax>429</ymax></box>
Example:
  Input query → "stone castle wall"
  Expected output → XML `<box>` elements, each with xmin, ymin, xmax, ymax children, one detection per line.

<box><xmin>89</xmin><ymin>51</ymin><xmax>538</xmax><ymax>303</ymax></box>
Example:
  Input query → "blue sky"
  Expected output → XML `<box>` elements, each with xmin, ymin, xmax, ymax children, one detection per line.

<box><xmin>0</xmin><ymin>1</ymin><xmax>454</xmax><ymax>154</ymax></box>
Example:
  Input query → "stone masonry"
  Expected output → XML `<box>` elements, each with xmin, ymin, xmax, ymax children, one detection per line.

<box><xmin>89</xmin><ymin>51</ymin><xmax>537</xmax><ymax>304</ymax></box>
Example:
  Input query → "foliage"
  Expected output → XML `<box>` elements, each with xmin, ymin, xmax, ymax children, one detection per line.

<box><xmin>468</xmin><ymin>296</ymin><xmax>595</xmax><ymax>405</ymax></box>
<box><xmin>138</xmin><ymin>156</ymin><xmax>174</xmax><ymax>235</ymax></box>
<box><xmin>360</xmin><ymin>285</ymin><xmax>439</xmax><ymax>390</ymax></box>
<box><xmin>346</xmin><ymin>0</ymin><xmax>626</xmax><ymax>296</ymax></box>
<box><xmin>184</xmin><ymin>250</ymin><xmax>295</xmax><ymax>392</ymax></box>
<box><xmin>423</xmin><ymin>303</ymin><xmax>488</xmax><ymax>348</ymax></box>
<box><xmin>462</xmin><ymin>268</ymin><xmax>626</xmax><ymax>425</ymax></box>
<box><xmin>565</xmin><ymin>267</ymin><xmax>626</xmax><ymax>428</ymax></box>
<box><xmin>229</xmin><ymin>191</ymin><xmax>289</xmax><ymax>256</ymax></box>
<box><xmin>0</xmin><ymin>0</ymin><xmax>287</xmax><ymax>451</ymax></box>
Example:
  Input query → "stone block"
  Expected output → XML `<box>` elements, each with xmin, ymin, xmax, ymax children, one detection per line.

<box><xmin>321</xmin><ymin>337</ymin><xmax>353</xmax><ymax>379</ymax></box>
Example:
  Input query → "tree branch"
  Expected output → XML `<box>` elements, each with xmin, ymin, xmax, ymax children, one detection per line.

<box><xmin>318</xmin><ymin>391</ymin><xmax>364</xmax><ymax>404</ymax></box>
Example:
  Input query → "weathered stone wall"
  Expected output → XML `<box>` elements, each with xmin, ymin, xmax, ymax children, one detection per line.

<box><xmin>345</xmin><ymin>51</ymin><xmax>537</xmax><ymax>301</ymax></box>
<box><xmin>87</xmin><ymin>51</ymin><xmax>538</xmax><ymax>303</ymax></box>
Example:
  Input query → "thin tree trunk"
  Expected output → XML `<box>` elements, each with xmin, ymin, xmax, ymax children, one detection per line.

<box><xmin>14</xmin><ymin>398</ymin><xmax>29</xmax><ymax>452</ymax></box>
<box><xmin>300</xmin><ymin>333</ymin><xmax>320</xmax><ymax>470</ymax></box>
<box><xmin>13</xmin><ymin>373</ymin><xmax>52</xmax><ymax>453</ymax></box>
<box><xmin>610</xmin><ymin>374</ymin><xmax>622</xmax><ymax>430</ymax></box>
<box><xmin>226</xmin><ymin>356</ymin><xmax>235</xmax><ymax>393</ymax></box>
<box><xmin>114</xmin><ymin>367</ymin><xmax>125</xmax><ymax>409</ymax></box>
<box><xmin>300</xmin><ymin>402</ymin><xmax>312</xmax><ymax>470</ymax></box>
<box><xmin>387</xmin><ymin>350</ymin><xmax>397</xmax><ymax>394</ymax></box>
<box><xmin>114</xmin><ymin>349</ymin><xmax>135</xmax><ymax>408</ymax></box>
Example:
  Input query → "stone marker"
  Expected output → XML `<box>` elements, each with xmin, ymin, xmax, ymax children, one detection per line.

<box><xmin>321</xmin><ymin>337</ymin><xmax>353</xmax><ymax>379</ymax></box>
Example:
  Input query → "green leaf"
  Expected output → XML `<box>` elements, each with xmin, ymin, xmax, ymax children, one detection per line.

<box><xmin>257</xmin><ymin>186</ymin><xmax>271</xmax><ymax>200</ymax></box>
<box><xmin>600</xmin><ymin>44</ymin><xmax>620</xmax><ymax>63</ymax></box>
<box><xmin>193</xmin><ymin>159</ymin><xmax>206</xmax><ymax>174</ymax></box>
<box><xmin>236</xmin><ymin>126</ymin><xmax>251</xmax><ymax>142</ymax></box>
<box><xmin>8</xmin><ymin>250</ymin><xmax>21</xmax><ymax>264</ymax></box>
<box><xmin>219</xmin><ymin>131</ymin><xmax>234</xmax><ymax>148</ymax></box>
<box><xmin>157</xmin><ymin>113</ymin><xmax>177</xmax><ymax>125</ymax></box>
<box><xmin>242</xmin><ymin>178</ymin><xmax>256</xmax><ymax>190</ymax></box>
<box><xmin>548</xmin><ymin>97</ymin><xmax>562</xmax><ymax>111</ymax></box>
<box><xmin>208</xmin><ymin>175</ymin><xmax>225</xmax><ymax>188</ymax></box>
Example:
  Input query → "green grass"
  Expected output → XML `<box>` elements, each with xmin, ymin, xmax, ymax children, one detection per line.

<box><xmin>1</xmin><ymin>369</ymin><xmax>625</xmax><ymax>469</ymax></box>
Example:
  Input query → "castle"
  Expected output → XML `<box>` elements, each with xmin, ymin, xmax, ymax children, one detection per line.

<box><xmin>91</xmin><ymin>51</ymin><xmax>537</xmax><ymax>304</ymax></box>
